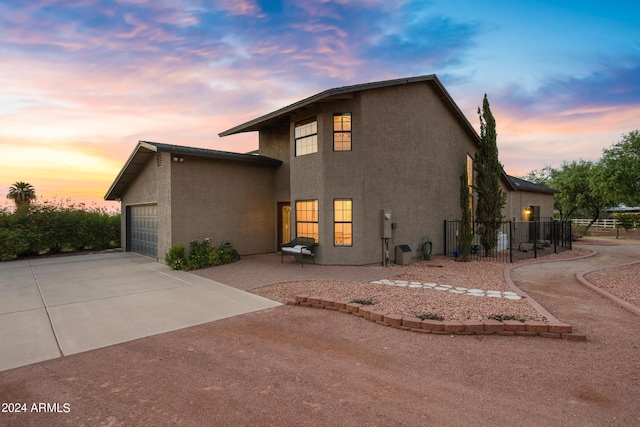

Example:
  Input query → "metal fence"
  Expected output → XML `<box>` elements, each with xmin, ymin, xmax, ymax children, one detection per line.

<box><xmin>444</xmin><ymin>219</ymin><xmax>572</xmax><ymax>263</ymax></box>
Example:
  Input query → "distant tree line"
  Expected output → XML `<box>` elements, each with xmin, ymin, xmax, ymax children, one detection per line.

<box><xmin>521</xmin><ymin>129</ymin><xmax>640</xmax><ymax>227</ymax></box>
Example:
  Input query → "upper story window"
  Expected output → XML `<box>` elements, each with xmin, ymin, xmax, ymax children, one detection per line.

<box><xmin>333</xmin><ymin>113</ymin><xmax>351</xmax><ymax>151</ymax></box>
<box><xmin>295</xmin><ymin>118</ymin><xmax>318</xmax><ymax>156</ymax></box>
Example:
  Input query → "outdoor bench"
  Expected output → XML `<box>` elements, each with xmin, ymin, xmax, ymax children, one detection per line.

<box><xmin>281</xmin><ymin>237</ymin><xmax>316</xmax><ymax>266</ymax></box>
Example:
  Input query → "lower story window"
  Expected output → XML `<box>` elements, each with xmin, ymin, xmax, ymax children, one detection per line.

<box><xmin>296</xmin><ymin>200</ymin><xmax>318</xmax><ymax>243</ymax></box>
<box><xmin>334</xmin><ymin>199</ymin><xmax>352</xmax><ymax>246</ymax></box>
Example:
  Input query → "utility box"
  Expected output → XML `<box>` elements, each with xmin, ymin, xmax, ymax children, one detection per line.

<box><xmin>395</xmin><ymin>245</ymin><xmax>412</xmax><ymax>265</ymax></box>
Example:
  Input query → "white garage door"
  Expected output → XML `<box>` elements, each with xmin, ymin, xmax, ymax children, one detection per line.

<box><xmin>128</xmin><ymin>205</ymin><xmax>158</xmax><ymax>258</ymax></box>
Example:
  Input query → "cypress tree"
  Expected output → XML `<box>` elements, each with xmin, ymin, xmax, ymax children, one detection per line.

<box><xmin>458</xmin><ymin>164</ymin><xmax>473</xmax><ymax>262</ymax></box>
<box><xmin>474</xmin><ymin>94</ymin><xmax>506</xmax><ymax>256</ymax></box>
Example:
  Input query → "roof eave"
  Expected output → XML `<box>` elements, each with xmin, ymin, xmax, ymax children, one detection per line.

<box><xmin>104</xmin><ymin>142</ymin><xmax>157</xmax><ymax>201</ymax></box>
<box><xmin>104</xmin><ymin>141</ymin><xmax>282</xmax><ymax>201</ymax></box>
<box><xmin>218</xmin><ymin>74</ymin><xmax>480</xmax><ymax>139</ymax></box>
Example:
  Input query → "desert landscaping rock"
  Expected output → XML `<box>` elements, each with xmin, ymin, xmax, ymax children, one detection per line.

<box><xmin>1</xmin><ymin>233</ymin><xmax>638</xmax><ymax>426</ymax></box>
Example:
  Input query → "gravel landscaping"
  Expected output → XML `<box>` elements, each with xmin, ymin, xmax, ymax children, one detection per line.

<box><xmin>251</xmin><ymin>248</ymin><xmax>594</xmax><ymax>322</ymax></box>
<box><xmin>2</xmin><ymin>238</ymin><xmax>639</xmax><ymax>426</ymax></box>
<box><xmin>585</xmin><ymin>262</ymin><xmax>640</xmax><ymax>306</ymax></box>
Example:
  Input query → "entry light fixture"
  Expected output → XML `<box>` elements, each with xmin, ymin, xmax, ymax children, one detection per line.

<box><xmin>172</xmin><ymin>156</ymin><xmax>184</xmax><ymax>162</ymax></box>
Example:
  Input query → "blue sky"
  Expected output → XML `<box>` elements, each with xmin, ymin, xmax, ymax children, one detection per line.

<box><xmin>1</xmin><ymin>0</ymin><xmax>638</xmax><ymax>207</ymax></box>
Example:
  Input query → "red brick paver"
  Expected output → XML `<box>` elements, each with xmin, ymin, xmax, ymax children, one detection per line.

<box><xmin>191</xmin><ymin>253</ymin><xmax>397</xmax><ymax>290</ymax></box>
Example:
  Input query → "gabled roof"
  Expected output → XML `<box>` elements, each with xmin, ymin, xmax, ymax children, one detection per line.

<box><xmin>218</xmin><ymin>74</ymin><xmax>479</xmax><ymax>141</ymax></box>
<box><xmin>104</xmin><ymin>141</ymin><xmax>281</xmax><ymax>201</ymax></box>
<box><xmin>506</xmin><ymin>175</ymin><xmax>558</xmax><ymax>194</ymax></box>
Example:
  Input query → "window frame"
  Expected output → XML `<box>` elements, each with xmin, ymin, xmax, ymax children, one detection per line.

<box><xmin>333</xmin><ymin>198</ymin><xmax>353</xmax><ymax>247</ymax></box>
<box><xmin>294</xmin><ymin>117</ymin><xmax>318</xmax><ymax>157</ymax></box>
<box><xmin>333</xmin><ymin>113</ymin><xmax>352</xmax><ymax>151</ymax></box>
<box><xmin>295</xmin><ymin>199</ymin><xmax>319</xmax><ymax>243</ymax></box>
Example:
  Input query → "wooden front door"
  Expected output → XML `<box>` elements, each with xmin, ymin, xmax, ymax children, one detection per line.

<box><xmin>277</xmin><ymin>202</ymin><xmax>291</xmax><ymax>251</ymax></box>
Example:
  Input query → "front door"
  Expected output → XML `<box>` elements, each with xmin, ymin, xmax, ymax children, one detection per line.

<box><xmin>277</xmin><ymin>202</ymin><xmax>291</xmax><ymax>251</ymax></box>
<box><xmin>528</xmin><ymin>205</ymin><xmax>540</xmax><ymax>242</ymax></box>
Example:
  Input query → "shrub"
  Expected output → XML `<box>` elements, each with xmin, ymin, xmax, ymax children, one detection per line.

<box><xmin>572</xmin><ymin>225</ymin><xmax>591</xmax><ymax>240</ymax></box>
<box><xmin>187</xmin><ymin>238</ymin><xmax>213</xmax><ymax>269</ymax></box>
<box><xmin>166</xmin><ymin>239</ymin><xmax>240</xmax><ymax>271</ymax></box>
<box><xmin>350</xmin><ymin>298</ymin><xmax>376</xmax><ymax>306</ymax></box>
<box><xmin>415</xmin><ymin>312</ymin><xmax>444</xmax><ymax>321</ymax></box>
<box><xmin>0</xmin><ymin>200</ymin><xmax>120</xmax><ymax>261</ymax></box>
<box><xmin>617</xmin><ymin>214</ymin><xmax>638</xmax><ymax>233</ymax></box>
<box><xmin>219</xmin><ymin>243</ymin><xmax>240</xmax><ymax>264</ymax></box>
<box><xmin>488</xmin><ymin>314</ymin><xmax>528</xmax><ymax>322</ymax></box>
<box><xmin>165</xmin><ymin>244</ymin><xmax>187</xmax><ymax>270</ymax></box>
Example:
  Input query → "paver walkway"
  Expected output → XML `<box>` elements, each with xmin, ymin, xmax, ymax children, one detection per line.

<box><xmin>192</xmin><ymin>253</ymin><xmax>399</xmax><ymax>290</ymax></box>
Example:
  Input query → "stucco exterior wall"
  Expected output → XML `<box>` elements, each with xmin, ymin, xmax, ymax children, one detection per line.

<box><xmin>119</xmin><ymin>152</ymin><xmax>170</xmax><ymax>259</ymax></box>
<box><xmin>259</xmin><ymin>122</ymin><xmax>290</xmax><ymax>203</ymax></box>
<box><xmin>504</xmin><ymin>190</ymin><xmax>555</xmax><ymax>221</ymax></box>
<box><xmin>285</xmin><ymin>82</ymin><xmax>479</xmax><ymax>265</ymax></box>
<box><xmin>157</xmin><ymin>152</ymin><xmax>173</xmax><ymax>259</ymax></box>
<box><xmin>356</xmin><ymin>83</ymin><xmax>478</xmax><ymax>264</ymax></box>
<box><xmin>259</xmin><ymin>123</ymin><xmax>292</xmax><ymax>247</ymax></box>
<box><xmin>169</xmin><ymin>155</ymin><xmax>277</xmax><ymax>256</ymax></box>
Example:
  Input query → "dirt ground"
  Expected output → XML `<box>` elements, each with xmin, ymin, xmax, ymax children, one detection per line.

<box><xmin>1</xmin><ymin>236</ymin><xmax>639</xmax><ymax>427</ymax></box>
<box><xmin>585</xmin><ymin>227</ymin><xmax>640</xmax><ymax>241</ymax></box>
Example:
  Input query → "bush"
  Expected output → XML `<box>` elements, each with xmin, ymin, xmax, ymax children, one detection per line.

<box><xmin>617</xmin><ymin>214</ymin><xmax>638</xmax><ymax>231</ymax></box>
<box><xmin>186</xmin><ymin>238</ymin><xmax>213</xmax><ymax>270</ymax></box>
<box><xmin>0</xmin><ymin>200</ymin><xmax>121</xmax><ymax>261</ymax></box>
<box><xmin>415</xmin><ymin>312</ymin><xmax>444</xmax><ymax>321</ymax></box>
<box><xmin>572</xmin><ymin>225</ymin><xmax>591</xmax><ymax>240</ymax></box>
<box><xmin>488</xmin><ymin>314</ymin><xmax>528</xmax><ymax>322</ymax></box>
<box><xmin>350</xmin><ymin>298</ymin><xmax>376</xmax><ymax>306</ymax></box>
<box><xmin>166</xmin><ymin>239</ymin><xmax>240</xmax><ymax>271</ymax></box>
<box><xmin>165</xmin><ymin>244</ymin><xmax>186</xmax><ymax>270</ymax></box>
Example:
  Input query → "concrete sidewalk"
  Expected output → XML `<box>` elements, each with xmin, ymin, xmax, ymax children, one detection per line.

<box><xmin>0</xmin><ymin>252</ymin><xmax>280</xmax><ymax>372</ymax></box>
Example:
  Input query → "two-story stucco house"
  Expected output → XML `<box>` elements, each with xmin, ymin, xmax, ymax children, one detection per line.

<box><xmin>105</xmin><ymin>74</ymin><xmax>556</xmax><ymax>265</ymax></box>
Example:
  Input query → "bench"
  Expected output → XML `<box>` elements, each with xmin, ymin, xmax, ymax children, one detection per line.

<box><xmin>281</xmin><ymin>237</ymin><xmax>316</xmax><ymax>266</ymax></box>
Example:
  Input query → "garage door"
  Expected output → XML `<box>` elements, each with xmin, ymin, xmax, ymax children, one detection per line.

<box><xmin>127</xmin><ymin>205</ymin><xmax>158</xmax><ymax>258</ymax></box>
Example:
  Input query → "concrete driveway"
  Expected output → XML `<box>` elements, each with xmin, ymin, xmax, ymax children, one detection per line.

<box><xmin>0</xmin><ymin>252</ymin><xmax>280</xmax><ymax>372</ymax></box>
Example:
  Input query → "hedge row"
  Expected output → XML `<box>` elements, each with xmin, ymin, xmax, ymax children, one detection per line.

<box><xmin>0</xmin><ymin>202</ymin><xmax>120</xmax><ymax>261</ymax></box>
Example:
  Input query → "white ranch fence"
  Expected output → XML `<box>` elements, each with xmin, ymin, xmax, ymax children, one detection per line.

<box><xmin>572</xmin><ymin>218</ymin><xmax>639</xmax><ymax>229</ymax></box>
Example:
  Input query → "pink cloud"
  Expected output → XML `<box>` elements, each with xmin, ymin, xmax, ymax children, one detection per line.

<box><xmin>216</xmin><ymin>0</ymin><xmax>261</xmax><ymax>16</ymax></box>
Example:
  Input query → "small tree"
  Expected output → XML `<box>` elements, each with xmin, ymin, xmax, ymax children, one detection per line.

<box><xmin>474</xmin><ymin>94</ymin><xmax>505</xmax><ymax>256</ymax></box>
<box><xmin>615</xmin><ymin>213</ymin><xmax>637</xmax><ymax>239</ymax></box>
<box><xmin>597</xmin><ymin>130</ymin><xmax>640</xmax><ymax>207</ymax></box>
<box><xmin>458</xmin><ymin>164</ymin><xmax>473</xmax><ymax>261</ymax></box>
<box><xmin>551</xmin><ymin>160</ymin><xmax>613</xmax><ymax>225</ymax></box>
<box><xmin>6</xmin><ymin>182</ymin><xmax>36</xmax><ymax>210</ymax></box>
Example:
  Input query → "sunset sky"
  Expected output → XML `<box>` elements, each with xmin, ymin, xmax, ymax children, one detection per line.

<box><xmin>1</xmin><ymin>0</ymin><xmax>639</xmax><ymax>210</ymax></box>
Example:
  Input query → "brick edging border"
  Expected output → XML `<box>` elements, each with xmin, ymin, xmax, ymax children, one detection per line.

<box><xmin>287</xmin><ymin>295</ymin><xmax>586</xmax><ymax>341</ymax></box>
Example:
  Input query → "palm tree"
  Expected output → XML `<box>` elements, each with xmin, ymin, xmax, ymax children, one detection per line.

<box><xmin>6</xmin><ymin>181</ymin><xmax>36</xmax><ymax>210</ymax></box>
